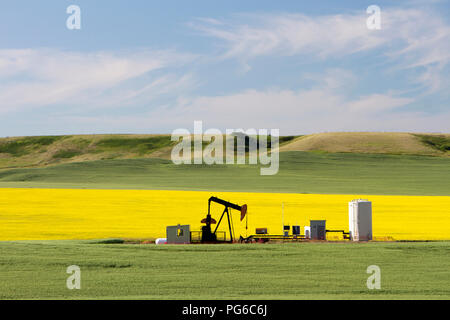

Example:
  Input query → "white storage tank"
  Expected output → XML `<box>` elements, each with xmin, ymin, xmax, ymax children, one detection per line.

<box><xmin>349</xmin><ymin>199</ymin><xmax>372</xmax><ymax>241</ymax></box>
<box><xmin>155</xmin><ymin>238</ymin><xmax>167</xmax><ymax>245</ymax></box>
<box><xmin>304</xmin><ymin>226</ymin><xmax>311</xmax><ymax>239</ymax></box>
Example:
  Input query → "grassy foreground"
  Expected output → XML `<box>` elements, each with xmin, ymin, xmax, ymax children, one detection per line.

<box><xmin>1</xmin><ymin>152</ymin><xmax>449</xmax><ymax>195</ymax></box>
<box><xmin>0</xmin><ymin>241</ymin><xmax>449</xmax><ymax>299</ymax></box>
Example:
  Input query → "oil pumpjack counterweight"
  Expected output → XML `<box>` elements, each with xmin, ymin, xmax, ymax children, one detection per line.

<box><xmin>201</xmin><ymin>196</ymin><xmax>247</xmax><ymax>243</ymax></box>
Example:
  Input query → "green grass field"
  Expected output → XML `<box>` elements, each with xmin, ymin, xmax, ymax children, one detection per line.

<box><xmin>1</xmin><ymin>151</ymin><xmax>449</xmax><ymax>195</ymax></box>
<box><xmin>0</xmin><ymin>241</ymin><xmax>448</xmax><ymax>299</ymax></box>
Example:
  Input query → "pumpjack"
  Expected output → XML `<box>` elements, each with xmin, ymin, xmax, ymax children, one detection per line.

<box><xmin>201</xmin><ymin>196</ymin><xmax>247</xmax><ymax>243</ymax></box>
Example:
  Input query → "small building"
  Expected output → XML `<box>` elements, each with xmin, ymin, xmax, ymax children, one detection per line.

<box><xmin>166</xmin><ymin>224</ymin><xmax>191</xmax><ymax>244</ymax></box>
<box><xmin>310</xmin><ymin>220</ymin><xmax>326</xmax><ymax>240</ymax></box>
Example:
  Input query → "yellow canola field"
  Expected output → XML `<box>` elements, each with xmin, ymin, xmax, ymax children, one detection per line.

<box><xmin>0</xmin><ymin>188</ymin><xmax>449</xmax><ymax>241</ymax></box>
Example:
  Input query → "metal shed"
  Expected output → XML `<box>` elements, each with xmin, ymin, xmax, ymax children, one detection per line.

<box><xmin>310</xmin><ymin>220</ymin><xmax>326</xmax><ymax>240</ymax></box>
<box><xmin>166</xmin><ymin>224</ymin><xmax>191</xmax><ymax>244</ymax></box>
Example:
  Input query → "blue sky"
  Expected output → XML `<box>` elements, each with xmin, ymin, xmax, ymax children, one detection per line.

<box><xmin>0</xmin><ymin>0</ymin><xmax>449</xmax><ymax>136</ymax></box>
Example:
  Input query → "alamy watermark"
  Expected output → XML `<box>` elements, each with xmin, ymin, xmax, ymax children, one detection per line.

<box><xmin>171</xmin><ymin>121</ymin><xmax>279</xmax><ymax>175</ymax></box>
<box><xmin>66</xmin><ymin>5</ymin><xmax>81</xmax><ymax>30</ymax></box>
<box><xmin>66</xmin><ymin>265</ymin><xmax>81</xmax><ymax>290</ymax></box>
<box><xmin>366</xmin><ymin>5</ymin><xmax>381</xmax><ymax>30</ymax></box>
<box><xmin>366</xmin><ymin>265</ymin><xmax>381</xmax><ymax>290</ymax></box>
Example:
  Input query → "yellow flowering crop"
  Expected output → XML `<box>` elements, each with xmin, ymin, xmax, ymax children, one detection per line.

<box><xmin>0</xmin><ymin>188</ymin><xmax>449</xmax><ymax>241</ymax></box>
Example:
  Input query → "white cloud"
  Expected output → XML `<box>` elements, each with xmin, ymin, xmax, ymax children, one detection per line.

<box><xmin>192</xmin><ymin>9</ymin><xmax>450</xmax><ymax>63</ymax></box>
<box><xmin>192</xmin><ymin>8</ymin><xmax>450</xmax><ymax>92</ymax></box>
<box><xmin>32</xmin><ymin>67</ymin><xmax>449</xmax><ymax>135</ymax></box>
<box><xmin>49</xmin><ymin>85</ymin><xmax>449</xmax><ymax>135</ymax></box>
<box><xmin>190</xmin><ymin>13</ymin><xmax>385</xmax><ymax>59</ymax></box>
<box><xmin>0</xmin><ymin>49</ymin><xmax>194</xmax><ymax>113</ymax></box>
<box><xmin>302</xmin><ymin>68</ymin><xmax>357</xmax><ymax>90</ymax></box>
<box><xmin>348</xmin><ymin>94</ymin><xmax>414</xmax><ymax>113</ymax></box>
<box><xmin>162</xmin><ymin>91</ymin><xmax>415</xmax><ymax>133</ymax></box>
<box><xmin>137</xmin><ymin>66</ymin><xmax>445</xmax><ymax>134</ymax></box>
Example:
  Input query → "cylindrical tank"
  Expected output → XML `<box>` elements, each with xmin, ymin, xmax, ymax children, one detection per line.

<box><xmin>304</xmin><ymin>226</ymin><xmax>311</xmax><ymax>239</ymax></box>
<box><xmin>349</xmin><ymin>199</ymin><xmax>372</xmax><ymax>241</ymax></box>
<box><xmin>155</xmin><ymin>238</ymin><xmax>167</xmax><ymax>245</ymax></box>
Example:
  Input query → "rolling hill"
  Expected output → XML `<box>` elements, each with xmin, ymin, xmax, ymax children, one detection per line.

<box><xmin>279</xmin><ymin>132</ymin><xmax>450</xmax><ymax>156</ymax></box>
<box><xmin>0</xmin><ymin>132</ymin><xmax>448</xmax><ymax>170</ymax></box>
<box><xmin>0</xmin><ymin>134</ymin><xmax>176</xmax><ymax>169</ymax></box>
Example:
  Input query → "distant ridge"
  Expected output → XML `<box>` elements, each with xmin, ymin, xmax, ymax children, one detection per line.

<box><xmin>279</xmin><ymin>132</ymin><xmax>449</xmax><ymax>157</ymax></box>
<box><xmin>0</xmin><ymin>132</ymin><xmax>448</xmax><ymax>169</ymax></box>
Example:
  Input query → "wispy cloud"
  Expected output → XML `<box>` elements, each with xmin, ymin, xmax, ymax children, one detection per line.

<box><xmin>52</xmin><ymin>85</ymin><xmax>447</xmax><ymax>135</ymax></box>
<box><xmin>348</xmin><ymin>94</ymin><xmax>414</xmax><ymax>113</ymax></box>
<box><xmin>35</xmin><ymin>62</ymin><xmax>450</xmax><ymax>135</ymax></box>
<box><xmin>191</xmin><ymin>8</ymin><xmax>450</xmax><ymax>92</ymax></box>
<box><xmin>190</xmin><ymin>13</ymin><xmax>384</xmax><ymax>59</ymax></box>
<box><xmin>191</xmin><ymin>9</ymin><xmax>450</xmax><ymax>63</ymax></box>
<box><xmin>0</xmin><ymin>49</ymin><xmax>195</xmax><ymax>113</ymax></box>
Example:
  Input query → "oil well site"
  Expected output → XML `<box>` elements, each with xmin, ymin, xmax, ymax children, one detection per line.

<box><xmin>162</xmin><ymin>197</ymin><xmax>372</xmax><ymax>244</ymax></box>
